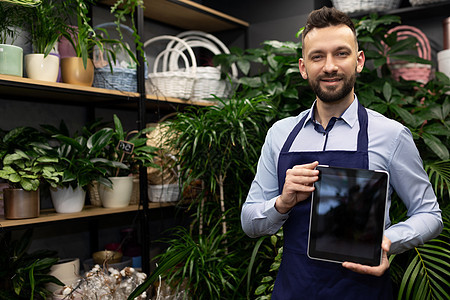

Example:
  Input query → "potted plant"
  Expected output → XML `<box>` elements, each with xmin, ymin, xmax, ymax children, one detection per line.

<box><xmin>60</xmin><ymin>0</ymin><xmax>137</xmax><ymax>86</ymax></box>
<box><xmin>0</xmin><ymin>229</ymin><xmax>64</xmax><ymax>299</ymax></box>
<box><xmin>41</xmin><ymin>122</ymin><xmax>128</xmax><ymax>213</ymax></box>
<box><xmin>0</xmin><ymin>126</ymin><xmax>62</xmax><ymax>219</ymax></box>
<box><xmin>24</xmin><ymin>0</ymin><xmax>73</xmax><ymax>82</ymax></box>
<box><xmin>95</xmin><ymin>114</ymin><xmax>158</xmax><ymax>208</ymax></box>
<box><xmin>0</xmin><ymin>147</ymin><xmax>62</xmax><ymax>219</ymax></box>
<box><xmin>0</xmin><ymin>0</ymin><xmax>38</xmax><ymax>77</ymax></box>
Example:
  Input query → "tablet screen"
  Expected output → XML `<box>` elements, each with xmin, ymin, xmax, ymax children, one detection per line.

<box><xmin>308</xmin><ymin>165</ymin><xmax>389</xmax><ymax>266</ymax></box>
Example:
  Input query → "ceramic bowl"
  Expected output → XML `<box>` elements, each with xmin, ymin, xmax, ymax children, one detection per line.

<box><xmin>92</xmin><ymin>250</ymin><xmax>123</xmax><ymax>265</ymax></box>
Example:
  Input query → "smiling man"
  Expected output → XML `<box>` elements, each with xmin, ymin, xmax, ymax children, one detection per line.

<box><xmin>241</xmin><ymin>6</ymin><xmax>442</xmax><ymax>300</ymax></box>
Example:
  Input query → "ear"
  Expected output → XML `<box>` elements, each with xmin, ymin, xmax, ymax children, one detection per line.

<box><xmin>356</xmin><ymin>50</ymin><xmax>365</xmax><ymax>73</ymax></box>
<box><xmin>299</xmin><ymin>58</ymin><xmax>308</xmax><ymax>79</ymax></box>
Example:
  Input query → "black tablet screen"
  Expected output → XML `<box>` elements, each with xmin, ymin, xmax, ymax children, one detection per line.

<box><xmin>308</xmin><ymin>166</ymin><xmax>389</xmax><ymax>266</ymax></box>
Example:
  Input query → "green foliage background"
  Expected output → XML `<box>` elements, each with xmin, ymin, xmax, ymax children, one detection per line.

<box><xmin>130</xmin><ymin>14</ymin><xmax>449</xmax><ymax>300</ymax></box>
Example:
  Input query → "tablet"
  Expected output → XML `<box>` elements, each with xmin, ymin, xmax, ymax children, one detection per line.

<box><xmin>307</xmin><ymin>165</ymin><xmax>389</xmax><ymax>266</ymax></box>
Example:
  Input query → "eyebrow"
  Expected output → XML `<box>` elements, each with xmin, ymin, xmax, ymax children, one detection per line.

<box><xmin>307</xmin><ymin>46</ymin><xmax>353</xmax><ymax>58</ymax></box>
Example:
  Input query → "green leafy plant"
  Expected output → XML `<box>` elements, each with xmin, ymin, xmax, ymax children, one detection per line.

<box><xmin>0</xmin><ymin>126</ymin><xmax>62</xmax><ymax>191</ymax></box>
<box><xmin>63</xmin><ymin>0</ymin><xmax>137</xmax><ymax>70</ymax></box>
<box><xmin>90</xmin><ymin>114</ymin><xmax>158</xmax><ymax>178</ymax></box>
<box><xmin>110</xmin><ymin>0</ymin><xmax>145</xmax><ymax>61</ymax></box>
<box><xmin>214</xmin><ymin>40</ymin><xmax>311</xmax><ymax>120</ymax></box>
<box><xmin>41</xmin><ymin>122</ymin><xmax>127</xmax><ymax>190</ymax></box>
<box><xmin>129</xmin><ymin>96</ymin><xmax>276</xmax><ymax>299</ymax></box>
<box><xmin>25</xmin><ymin>0</ymin><xmax>73</xmax><ymax>56</ymax></box>
<box><xmin>0</xmin><ymin>1</ymin><xmax>30</xmax><ymax>44</ymax></box>
<box><xmin>0</xmin><ymin>229</ymin><xmax>63</xmax><ymax>299</ymax></box>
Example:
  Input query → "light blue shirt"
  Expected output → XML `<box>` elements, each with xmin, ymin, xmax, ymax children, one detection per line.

<box><xmin>241</xmin><ymin>97</ymin><xmax>443</xmax><ymax>254</ymax></box>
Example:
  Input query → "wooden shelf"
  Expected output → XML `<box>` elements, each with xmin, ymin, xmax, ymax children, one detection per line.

<box><xmin>0</xmin><ymin>203</ymin><xmax>175</xmax><ymax>229</ymax></box>
<box><xmin>349</xmin><ymin>1</ymin><xmax>450</xmax><ymax>19</ymax></box>
<box><xmin>100</xmin><ymin>0</ymin><xmax>249</xmax><ymax>32</ymax></box>
<box><xmin>0</xmin><ymin>74</ymin><xmax>216</xmax><ymax>108</ymax></box>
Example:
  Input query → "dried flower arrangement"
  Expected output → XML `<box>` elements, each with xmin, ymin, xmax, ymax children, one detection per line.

<box><xmin>54</xmin><ymin>265</ymin><xmax>147</xmax><ymax>300</ymax></box>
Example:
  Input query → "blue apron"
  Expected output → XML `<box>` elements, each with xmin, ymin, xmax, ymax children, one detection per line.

<box><xmin>272</xmin><ymin>102</ymin><xmax>392</xmax><ymax>300</ymax></box>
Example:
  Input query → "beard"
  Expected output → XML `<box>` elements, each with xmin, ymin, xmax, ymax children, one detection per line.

<box><xmin>308</xmin><ymin>70</ymin><xmax>356</xmax><ymax>103</ymax></box>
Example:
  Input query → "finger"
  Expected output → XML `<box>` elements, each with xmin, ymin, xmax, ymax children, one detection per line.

<box><xmin>382</xmin><ymin>236</ymin><xmax>391</xmax><ymax>253</ymax></box>
<box><xmin>342</xmin><ymin>249</ymin><xmax>390</xmax><ymax>277</ymax></box>
<box><xmin>293</xmin><ymin>161</ymin><xmax>319</xmax><ymax>170</ymax></box>
<box><xmin>342</xmin><ymin>261</ymin><xmax>386</xmax><ymax>277</ymax></box>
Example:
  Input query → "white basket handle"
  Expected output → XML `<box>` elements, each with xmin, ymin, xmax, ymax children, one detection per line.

<box><xmin>166</xmin><ymin>40</ymin><xmax>222</xmax><ymax>71</ymax></box>
<box><xmin>144</xmin><ymin>35</ymin><xmax>197</xmax><ymax>75</ymax></box>
<box><xmin>153</xmin><ymin>48</ymin><xmax>191</xmax><ymax>74</ymax></box>
<box><xmin>173</xmin><ymin>31</ymin><xmax>238</xmax><ymax>77</ymax></box>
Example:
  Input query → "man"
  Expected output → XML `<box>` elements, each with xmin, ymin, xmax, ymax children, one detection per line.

<box><xmin>241</xmin><ymin>6</ymin><xmax>443</xmax><ymax>300</ymax></box>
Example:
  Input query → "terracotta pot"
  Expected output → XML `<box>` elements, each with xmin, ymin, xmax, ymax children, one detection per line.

<box><xmin>60</xmin><ymin>57</ymin><xmax>94</xmax><ymax>86</ymax></box>
<box><xmin>3</xmin><ymin>188</ymin><xmax>40</xmax><ymax>219</ymax></box>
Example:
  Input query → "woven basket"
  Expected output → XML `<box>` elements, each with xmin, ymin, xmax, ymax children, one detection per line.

<box><xmin>170</xmin><ymin>31</ymin><xmax>238</xmax><ymax>100</ymax></box>
<box><xmin>88</xmin><ymin>181</ymin><xmax>102</xmax><ymax>207</ymax></box>
<box><xmin>331</xmin><ymin>0</ymin><xmax>401</xmax><ymax>14</ymax></box>
<box><xmin>409</xmin><ymin>0</ymin><xmax>447</xmax><ymax>6</ymax></box>
<box><xmin>144</xmin><ymin>35</ymin><xmax>197</xmax><ymax>99</ymax></box>
<box><xmin>129</xmin><ymin>175</ymin><xmax>140</xmax><ymax>205</ymax></box>
<box><xmin>386</xmin><ymin>25</ymin><xmax>432</xmax><ymax>84</ymax></box>
<box><xmin>92</xmin><ymin>23</ymin><xmax>143</xmax><ymax>92</ymax></box>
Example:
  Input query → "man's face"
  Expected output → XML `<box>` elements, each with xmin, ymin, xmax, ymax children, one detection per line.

<box><xmin>299</xmin><ymin>25</ymin><xmax>365</xmax><ymax>103</ymax></box>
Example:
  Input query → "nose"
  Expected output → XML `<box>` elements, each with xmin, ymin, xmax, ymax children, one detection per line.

<box><xmin>323</xmin><ymin>54</ymin><xmax>338</xmax><ymax>74</ymax></box>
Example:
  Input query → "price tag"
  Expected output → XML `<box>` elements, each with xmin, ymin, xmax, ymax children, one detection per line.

<box><xmin>117</xmin><ymin>140</ymin><xmax>134</xmax><ymax>154</ymax></box>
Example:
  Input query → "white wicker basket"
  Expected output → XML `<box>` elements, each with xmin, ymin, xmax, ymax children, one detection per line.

<box><xmin>144</xmin><ymin>35</ymin><xmax>197</xmax><ymax>99</ymax></box>
<box><xmin>165</xmin><ymin>31</ymin><xmax>238</xmax><ymax>100</ymax></box>
<box><xmin>148</xmin><ymin>183</ymin><xmax>180</xmax><ymax>203</ymax></box>
<box><xmin>409</xmin><ymin>0</ymin><xmax>447</xmax><ymax>6</ymax></box>
<box><xmin>332</xmin><ymin>0</ymin><xmax>402</xmax><ymax>14</ymax></box>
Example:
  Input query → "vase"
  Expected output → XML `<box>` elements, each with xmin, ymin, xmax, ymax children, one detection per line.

<box><xmin>50</xmin><ymin>185</ymin><xmax>86</xmax><ymax>213</ymax></box>
<box><xmin>46</xmin><ymin>258</ymin><xmax>80</xmax><ymax>294</ymax></box>
<box><xmin>0</xmin><ymin>44</ymin><xmax>23</xmax><ymax>77</ymax></box>
<box><xmin>3</xmin><ymin>188</ymin><xmax>40</xmax><ymax>219</ymax></box>
<box><xmin>60</xmin><ymin>57</ymin><xmax>94</xmax><ymax>86</ymax></box>
<box><xmin>25</xmin><ymin>53</ymin><xmax>60</xmax><ymax>82</ymax></box>
<box><xmin>99</xmin><ymin>176</ymin><xmax>134</xmax><ymax>208</ymax></box>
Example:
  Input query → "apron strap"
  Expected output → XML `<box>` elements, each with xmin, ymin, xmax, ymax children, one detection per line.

<box><xmin>280</xmin><ymin>100</ymin><xmax>369</xmax><ymax>154</ymax></box>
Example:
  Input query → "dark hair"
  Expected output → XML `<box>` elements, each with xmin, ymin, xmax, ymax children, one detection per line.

<box><xmin>302</xmin><ymin>6</ymin><xmax>356</xmax><ymax>44</ymax></box>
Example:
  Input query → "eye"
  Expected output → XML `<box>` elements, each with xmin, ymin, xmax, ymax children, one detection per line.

<box><xmin>337</xmin><ymin>51</ymin><xmax>349</xmax><ymax>57</ymax></box>
<box><xmin>311</xmin><ymin>54</ymin><xmax>323</xmax><ymax>61</ymax></box>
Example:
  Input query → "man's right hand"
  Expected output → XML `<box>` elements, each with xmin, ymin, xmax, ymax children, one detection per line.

<box><xmin>275</xmin><ymin>161</ymin><xmax>320</xmax><ymax>214</ymax></box>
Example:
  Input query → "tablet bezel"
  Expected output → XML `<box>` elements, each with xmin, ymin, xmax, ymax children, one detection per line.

<box><xmin>307</xmin><ymin>165</ymin><xmax>389</xmax><ymax>266</ymax></box>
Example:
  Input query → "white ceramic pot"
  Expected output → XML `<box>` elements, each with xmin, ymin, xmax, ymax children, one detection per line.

<box><xmin>46</xmin><ymin>258</ymin><xmax>80</xmax><ymax>294</ymax></box>
<box><xmin>438</xmin><ymin>49</ymin><xmax>450</xmax><ymax>79</ymax></box>
<box><xmin>25</xmin><ymin>53</ymin><xmax>59</xmax><ymax>82</ymax></box>
<box><xmin>50</xmin><ymin>186</ymin><xmax>86</xmax><ymax>213</ymax></box>
<box><xmin>99</xmin><ymin>176</ymin><xmax>134</xmax><ymax>208</ymax></box>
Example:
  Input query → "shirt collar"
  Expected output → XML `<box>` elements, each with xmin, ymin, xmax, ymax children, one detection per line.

<box><xmin>304</xmin><ymin>95</ymin><xmax>359</xmax><ymax>129</ymax></box>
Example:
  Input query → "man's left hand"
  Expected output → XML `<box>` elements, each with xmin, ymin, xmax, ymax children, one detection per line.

<box><xmin>342</xmin><ymin>236</ymin><xmax>391</xmax><ymax>277</ymax></box>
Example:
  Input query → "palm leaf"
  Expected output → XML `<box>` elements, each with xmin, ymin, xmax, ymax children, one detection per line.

<box><xmin>425</xmin><ymin>160</ymin><xmax>450</xmax><ymax>200</ymax></box>
<box><xmin>397</xmin><ymin>209</ymin><xmax>450</xmax><ymax>300</ymax></box>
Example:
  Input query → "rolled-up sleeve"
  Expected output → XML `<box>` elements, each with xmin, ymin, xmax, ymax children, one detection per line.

<box><xmin>384</xmin><ymin>127</ymin><xmax>443</xmax><ymax>254</ymax></box>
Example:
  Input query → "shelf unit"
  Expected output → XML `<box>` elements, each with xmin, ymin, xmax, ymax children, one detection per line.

<box><xmin>348</xmin><ymin>1</ymin><xmax>450</xmax><ymax>19</ymax></box>
<box><xmin>100</xmin><ymin>0</ymin><xmax>250</xmax><ymax>32</ymax></box>
<box><xmin>0</xmin><ymin>74</ymin><xmax>216</xmax><ymax>109</ymax></box>
<box><xmin>0</xmin><ymin>0</ymin><xmax>248</xmax><ymax>276</ymax></box>
<box><xmin>0</xmin><ymin>203</ymin><xmax>174</xmax><ymax>229</ymax></box>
